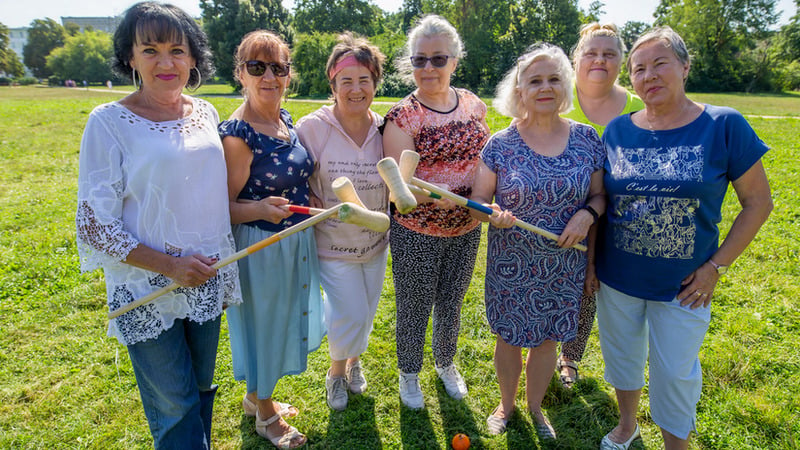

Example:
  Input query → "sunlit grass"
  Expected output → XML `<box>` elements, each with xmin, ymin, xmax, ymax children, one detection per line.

<box><xmin>1</xmin><ymin>86</ymin><xmax>798</xmax><ymax>449</ymax></box>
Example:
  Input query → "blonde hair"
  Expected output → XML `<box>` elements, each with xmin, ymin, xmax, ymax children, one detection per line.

<box><xmin>571</xmin><ymin>22</ymin><xmax>625</xmax><ymax>65</ymax></box>
<box><xmin>493</xmin><ymin>43</ymin><xmax>574</xmax><ymax>119</ymax></box>
<box><xmin>395</xmin><ymin>15</ymin><xmax>464</xmax><ymax>84</ymax></box>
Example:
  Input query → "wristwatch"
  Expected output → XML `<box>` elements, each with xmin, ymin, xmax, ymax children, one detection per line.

<box><xmin>708</xmin><ymin>259</ymin><xmax>729</xmax><ymax>275</ymax></box>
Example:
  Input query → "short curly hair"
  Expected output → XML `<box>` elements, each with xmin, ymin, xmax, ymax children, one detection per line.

<box><xmin>493</xmin><ymin>43</ymin><xmax>574</xmax><ymax>119</ymax></box>
<box><xmin>111</xmin><ymin>2</ymin><xmax>214</xmax><ymax>88</ymax></box>
<box><xmin>395</xmin><ymin>14</ymin><xmax>464</xmax><ymax>85</ymax></box>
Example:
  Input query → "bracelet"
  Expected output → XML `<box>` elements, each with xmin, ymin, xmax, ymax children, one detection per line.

<box><xmin>581</xmin><ymin>205</ymin><xmax>599</xmax><ymax>223</ymax></box>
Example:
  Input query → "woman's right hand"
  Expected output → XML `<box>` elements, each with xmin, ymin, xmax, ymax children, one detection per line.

<box><xmin>168</xmin><ymin>254</ymin><xmax>219</xmax><ymax>287</ymax></box>
<box><xmin>487</xmin><ymin>204</ymin><xmax>516</xmax><ymax>228</ymax></box>
<box><xmin>258</xmin><ymin>196</ymin><xmax>293</xmax><ymax>224</ymax></box>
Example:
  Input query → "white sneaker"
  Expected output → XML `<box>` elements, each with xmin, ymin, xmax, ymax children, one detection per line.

<box><xmin>435</xmin><ymin>364</ymin><xmax>468</xmax><ymax>400</ymax></box>
<box><xmin>346</xmin><ymin>360</ymin><xmax>367</xmax><ymax>394</ymax></box>
<box><xmin>398</xmin><ymin>371</ymin><xmax>425</xmax><ymax>409</ymax></box>
<box><xmin>325</xmin><ymin>371</ymin><xmax>348</xmax><ymax>411</ymax></box>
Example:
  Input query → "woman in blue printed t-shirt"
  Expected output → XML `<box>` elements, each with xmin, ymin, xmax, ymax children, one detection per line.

<box><xmin>596</xmin><ymin>27</ymin><xmax>772</xmax><ymax>450</ymax></box>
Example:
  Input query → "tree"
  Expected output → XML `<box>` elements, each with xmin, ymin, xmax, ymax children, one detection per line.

<box><xmin>291</xmin><ymin>32</ymin><xmax>338</xmax><ymax>96</ymax></box>
<box><xmin>293</xmin><ymin>0</ymin><xmax>383</xmax><ymax>36</ymax></box>
<box><xmin>401</xmin><ymin>0</ymin><xmax>424</xmax><ymax>32</ymax></box>
<box><xmin>770</xmin><ymin>0</ymin><xmax>800</xmax><ymax>89</ymax></box>
<box><xmin>1</xmin><ymin>22</ymin><xmax>25</xmax><ymax>78</ymax></box>
<box><xmin>23</xmin><ymin>18</ymin><xmax>67</xmax><ymax>78</ymax></box>
<box><xmin>619</xmin><ymin>20</ymin><xmax>650</xmax><ymax>53</ymax></box>
<box><xmin>201</xmin><ymin>0</ymin><xmax>292</xmax><ymax>86</ymax></box>
<box><xmin>654</xmin><ymin>0</ymin><xmax>780</xmax><ymax>91</ymax></box>
<box><xmin>46</xmin><ymin>30</ymin><xmax>113</xmax><ymax>83</ymax></box>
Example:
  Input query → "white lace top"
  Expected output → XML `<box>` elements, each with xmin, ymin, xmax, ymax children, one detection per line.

<box><xmin>76</xmin><ymin>98</ymin><xmax>242</xmax><ymax>346</ymax></box>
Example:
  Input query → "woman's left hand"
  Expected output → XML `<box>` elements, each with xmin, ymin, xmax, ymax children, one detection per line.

<box><xmin>678</xmin><ymin>262</ymin><xmax>719</xmax><ymax>308</ymax></box>
<box><xmin>557</xmin><ymin>209</ymin><xmax>594</xmax><ymax>248</ymax></box>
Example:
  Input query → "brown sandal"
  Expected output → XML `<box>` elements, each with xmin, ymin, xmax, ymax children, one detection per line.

<box><xmin>556</xmin><ymin>358</ymin><xmax>579</xmax><ymax>389</ymax></box>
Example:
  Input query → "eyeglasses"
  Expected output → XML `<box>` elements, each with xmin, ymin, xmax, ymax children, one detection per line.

<box><xmin>409</xmin><ymin>55</ymin><xmax>452</xmax><ymax>69</ymax></box>
<box><xmin>243</xmin><ymin>60</ymin><xmax>291</xmax><ymax>77</ymax></box>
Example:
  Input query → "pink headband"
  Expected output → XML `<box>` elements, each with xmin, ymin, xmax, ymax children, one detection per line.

<box><xmin>328</xmin><ymin>54</ymin><xmax>373</xmax><ymax>81</ymax></box>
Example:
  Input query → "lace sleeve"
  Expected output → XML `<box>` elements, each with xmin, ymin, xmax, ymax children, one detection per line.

<box><xmin>75</xmin><ymin>109</ymin><xmax>139</xmax><ymax>272</ymax></box>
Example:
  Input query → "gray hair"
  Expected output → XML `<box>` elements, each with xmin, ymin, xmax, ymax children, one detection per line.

<box><xmin>626</xmin><ymin>26</ymin><xmax>690</xmax><ymax>75</ymax></box>
<box><xmin>395</xmin><ymin>14</ymin><xmax>464</xmax><ymax>84</ymax></box>
<box><xmin>493</xmin><ymin>43</ymin><xmax>574</xmax><ymax>119</ymax></box>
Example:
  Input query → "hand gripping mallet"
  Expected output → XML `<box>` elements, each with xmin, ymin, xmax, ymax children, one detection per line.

<box><xmin>393</xmin><ymin>150</ymin><xmax>587</xmax><ymax>252</ymax></box>
<box><xmin>376</xmin><ymin>157</ymin><xmax>417</xmax><ymax>214</ymax></box>
<box><xmin>107</xmin><ymin>200</ymin><xmax>388</xmax><ymax>319</ymax></box>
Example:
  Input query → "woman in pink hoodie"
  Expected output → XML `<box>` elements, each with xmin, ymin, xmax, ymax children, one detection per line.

<box><xmin>295</xmin><ymin>32</ymin><xmax>388</xmax><ymax>412</ymax></box>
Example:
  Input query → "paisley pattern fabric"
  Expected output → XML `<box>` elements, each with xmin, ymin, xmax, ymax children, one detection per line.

<box><xmin>482</xmin><ymin>122</ymin><xmax>604</xmax><ymax>348</ymax></box>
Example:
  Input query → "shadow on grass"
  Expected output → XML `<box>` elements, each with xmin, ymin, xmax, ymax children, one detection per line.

<box><xmin>434</xmin><ymin>384</ymin><xmax>483</xmax><ymax>448</ymax></box>
<box><xmin>400</xmin><ymin>403</ymin><xmax>441</xmax><ymax>449</ymax></box>
<box><xmin>320</xmin><ymin>394</ymin><xmax>382</xmax><ymax>448</ymax></box>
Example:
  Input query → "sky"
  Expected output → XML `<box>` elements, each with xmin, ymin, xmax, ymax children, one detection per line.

<box><xmin>2</xmin><ymin>0</ymin><xmax>797</xmax><ymax>30</ymax></box>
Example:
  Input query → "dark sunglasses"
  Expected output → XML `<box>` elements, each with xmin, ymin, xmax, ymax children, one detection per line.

<box><xmin>410</xmin><ymin>55</ymin><xmax>452</xmax><ymax>69</ymax></box>
<box><xmin>243</xmin><ymin>60</ymin><xmax>291</xmax><ymax>77</ymax></box>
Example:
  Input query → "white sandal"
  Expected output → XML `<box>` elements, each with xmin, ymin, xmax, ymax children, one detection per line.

<box><xmin>243</xmin><ymin>395</ymin><xmax>298</xmax><ymax>418</ymax></box>
<box><xmin>255</xmin><ymin>412</ymin><xmax>307</xmax><ymax>449</ymax></box>
<box><xmin>486</xmin><ymin>406</ymin><xmax>510</xmax><ymax>435</ymax></box>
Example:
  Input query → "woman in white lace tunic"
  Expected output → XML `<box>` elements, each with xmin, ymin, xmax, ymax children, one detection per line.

<box><xmin>75</xmin><ymin>3</ymin><xmax>240</xmax><ymax>448</ymax></box>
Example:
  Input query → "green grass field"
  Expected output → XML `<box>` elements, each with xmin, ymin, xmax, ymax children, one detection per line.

<box><xmin>0</xmin><ymin>86</ymin><xmax>798</xmax><ymax>449</ymax></box>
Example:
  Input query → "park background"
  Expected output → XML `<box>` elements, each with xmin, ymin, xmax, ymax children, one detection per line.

<box><xmin>2</xmin><ymin>0</ymin><xmax>800</xmax><ymax>448</ymax></box>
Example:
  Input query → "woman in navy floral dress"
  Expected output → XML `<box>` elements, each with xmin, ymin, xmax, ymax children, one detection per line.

<box><xmin>471</xmin><ymin>44</ymin><xmax>605</xmax><ymax>440</ymax></box>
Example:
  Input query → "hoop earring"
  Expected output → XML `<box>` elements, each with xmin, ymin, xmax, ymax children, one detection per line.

<box><xmin>131</xmin><ymin>68</ymin><xmax>141</xmax><ymax>90</ymax></box>
<box><xmin>187</xmin><ymin>67</ymin><xmax>202</xmax><ymax>91</ymax></box>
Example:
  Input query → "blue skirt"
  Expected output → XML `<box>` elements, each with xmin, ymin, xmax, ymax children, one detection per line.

<box><xmin>227</xmin><ymin>224</ymin><xmax>325</xmax><ymax>397</ymax></box>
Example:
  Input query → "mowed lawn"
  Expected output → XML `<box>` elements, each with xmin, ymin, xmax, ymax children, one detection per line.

<box><xmin>0</xmin><ymin>86</ymin><xmax>798</xmax><ymax>449</ymax></box>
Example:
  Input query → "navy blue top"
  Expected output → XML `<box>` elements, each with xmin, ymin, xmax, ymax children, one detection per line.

<box><xmin>597</xmin><ymin>104</ymin><xmax>769</xmax><ymax>301</ymax></box>
<box><xmin>219</xmin><ymin>109</ymin><xmax>314</xmax><ymax>232</ymax></box>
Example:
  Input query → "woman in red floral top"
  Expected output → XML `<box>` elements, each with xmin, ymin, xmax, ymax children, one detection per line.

<box><xmin>382</xmin><ymin>14</ymin><xmax>490</xmax><ymax>410</ymax></box>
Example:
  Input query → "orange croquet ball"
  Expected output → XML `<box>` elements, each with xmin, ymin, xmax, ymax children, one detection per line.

<box><xmin>452</xmin><ymin>433</ymin><xmax>470</xmax><ymax>450</ymax></box>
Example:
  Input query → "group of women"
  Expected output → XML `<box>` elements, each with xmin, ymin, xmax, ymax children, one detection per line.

<box><xmin>76</xmin><ymin>2</ymin><xmax>772</xmax><ymax>449</ymax></box>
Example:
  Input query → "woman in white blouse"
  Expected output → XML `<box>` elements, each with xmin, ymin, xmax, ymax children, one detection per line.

<box><xmin>75</xmin><ymin>2</ymin><xmax>240</xmax><ymax>448</ymax></box>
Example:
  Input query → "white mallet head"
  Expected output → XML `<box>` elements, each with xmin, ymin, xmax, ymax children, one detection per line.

<box><xmin>398</xmin><ymin>150</ymin><xmax>420</xmax><ymax>182</ymax></box>
<box><xmin>332</xmin><ymin>177</ymin><xmax>366</xmax><ymax>208</ymax></box>
<box><xmin>377</xmin><ymin>157</ymin><xmax>417</xmax><ymax>214</ymax></box>
<box><xmin>337</xmin><ymin>202</ymin><xmax>390</xmax><ymax>232</ymax></box>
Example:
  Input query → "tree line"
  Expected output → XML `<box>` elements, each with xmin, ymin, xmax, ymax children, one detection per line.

<box><xmin>2</xmin><ymin>0</ymin><xmax>799</xmax><ymax>93</ymax></box>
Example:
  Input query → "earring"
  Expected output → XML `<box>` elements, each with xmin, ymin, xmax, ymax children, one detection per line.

<box><xmin>187</xmin><ymin>67</ymin><xmax>202</xmax><ymax>91</ymax></box>
<box><xmin>131</xmin><ymin>68</ymin><xmax>141</xmax><ymax>90</ymax></box>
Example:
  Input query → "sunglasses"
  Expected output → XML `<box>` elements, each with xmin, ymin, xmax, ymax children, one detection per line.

<box><xmin>410</xmin><ymin>55</ymin><xmax>452</xmax><ymax>69</ymax></box>
<box><xmin>243</xmin><ymin>60</ymin><xmax>291</xmax><ymax>77</ymax></box>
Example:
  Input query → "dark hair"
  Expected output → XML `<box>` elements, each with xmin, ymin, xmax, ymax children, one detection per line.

<box><xmin>326</xmin><ymin>32</ymin><xmax>385</xmax><ymax>88</ymax></box>
<box><xmin>111</xmin><ymin>1</ymin><xmax>214</xmax><ymax>88</ymax></box>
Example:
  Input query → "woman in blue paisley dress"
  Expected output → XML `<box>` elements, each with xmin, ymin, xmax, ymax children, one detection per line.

<box><xmin>471</xmin><ymin>44</ymin><xmax>605</xmax><ymax>440</ymax></box>
<box><xmin>220</xmin><ymin>30</ymin><xmax>323</xmax><ymax>449</ymax></box>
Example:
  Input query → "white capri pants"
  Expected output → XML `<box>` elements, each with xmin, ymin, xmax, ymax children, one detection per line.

<box><xmin>597</xmin><ymin>282</ymin><xmax>711</xmax><ymax>440</ymax></box>
<box><xmin>320</xmin><ymin>247</ymin><xmax>389</xmax><ymax>361</ymax></box>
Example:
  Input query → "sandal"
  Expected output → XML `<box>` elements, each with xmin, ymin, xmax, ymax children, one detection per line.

<box><xmin>255</xmin><ymin>412</ymin><xmax>307</xmax><ymax>449</ymax></box>
<box><xmin>556</xmin><ymin>357</ymin><xmax>579</xmax><ymax>389</ymax></box>
<box><xmin>486</xmin><ymin>406</ymin><xmax>510</xmax><ymax>435</ymax></box>
<box><xmin>243</xmin><ymin>395</ymin><xmax>299</xmax><ymax>418</ymax></box>
<box><xmin>531</xmin><ymin>410</ymin><xmax>557</xmax><ymax>440</ymax></box>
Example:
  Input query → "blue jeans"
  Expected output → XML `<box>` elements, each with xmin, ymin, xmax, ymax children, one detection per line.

<box><xmin>127</xmin><ymin>316</ymin><xmax>221</xmax><ymax>449</ymax></box>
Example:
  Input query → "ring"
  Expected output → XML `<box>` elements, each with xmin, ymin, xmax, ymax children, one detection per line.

<box><xmin>695</xmin><ymin>291</ymin><xmax>702</xmax><ymax>296</ymax></box>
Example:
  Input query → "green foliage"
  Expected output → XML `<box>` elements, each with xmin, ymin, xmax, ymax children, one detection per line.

<box><xmin>45</xmin><ymin>30</ymin><xmax>113</xmax><ymax>83</ymax></box>
<box><xmin>293</xmin><ymin>0</ymin><xmax>384</xmax><ymax>36</ymax></box>
<box><xmin>0</xmin><ymin>23</ymin><xmax>25</xmax><ymax>78</ymax></box>
<box><xmin>654</xmin><ymin>0</ymin><xmax>780</xmax><ymax>92</ymax></box>
<box><xmin>201</xmin><ymin>0</ymin><xmax>292</xmax><ymax>86</ymax></box>
<box><xmin>291</xmin><ymin>32</ymin><xmax>338</xmax><ymax>97</ymax></box>
<box><xmin>23</xmin><ymin>18</ymin><xmax>67</xmax><ymax>78</ymax></box>
<box><xmin>16</xmin><ymin>77</ymin><xmax>38</xmax><ymax>85</ymax></box>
